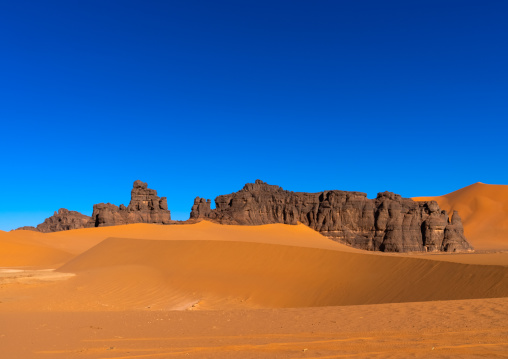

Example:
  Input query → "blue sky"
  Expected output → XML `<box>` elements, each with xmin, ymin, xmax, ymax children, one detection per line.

<box><xmin>1</xmin><ymin>0</ymin><xmax>507</xmax><ymax>230</ymax></box>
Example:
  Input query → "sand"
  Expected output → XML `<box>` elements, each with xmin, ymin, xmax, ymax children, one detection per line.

<box><xmin>3</xmin><ymin>222</ymin><xmax>358</xmax><ymax>268</ymax></box>
<box><xmin>0</xmin><ymin>231</ymin><xmax>74</xmax><ymax>267</ymax></box>
<box><xmin>1</xmin><ymin>218</ymin><xmax>507</xmax><ymax>357</ymax></box>
<box><xmin>413</xmin><ymin>182</ymin><xmax>508</xmax><ymax>251</ymax></box>
<box><xmin>1</xmin><ymin>297</ymin><xmax>507</xmax><ymax>358</ymax></box>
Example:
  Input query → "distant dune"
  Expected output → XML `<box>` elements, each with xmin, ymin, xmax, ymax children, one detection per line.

<box><xmin>413</xmin><ymin>182</ymin><xmax>508</xmax><ymax>251</ymax></box>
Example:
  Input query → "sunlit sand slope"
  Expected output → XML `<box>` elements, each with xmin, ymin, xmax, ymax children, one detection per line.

<box><xmin>414</xmin><ymin>182</ymin><xmax>508</xmax><ymax>250</ymax></box>
<box><xmin>53</xmin><ymin>237</ymin><xmax>508</xmax><ymax>309</ymax></box>
<box><xmin>1</xmin><ymin>221</ymin><xmax>356</xmax><ymax>267</ymax></box>
<box><xmin>0</xmin><ymin>231</ymin><xmax>73</xmax><ymax>267</ymax></box>
<box><xmin>3</xmin><ymin>221</ymin><xmax>507</xmax><ymax>311</ymax></box>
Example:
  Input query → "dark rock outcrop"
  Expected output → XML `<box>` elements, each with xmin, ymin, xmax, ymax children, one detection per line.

<box><xmin>190</xmin><ymin>197</ymin><xmax>213</xmax><ymax>219</ymax></box>
<box><xmin>14</xmin><ymin>179</ymin><xmax>473</xmax><ymax>253</ymax></box>
<box><xmin>91</xmin><ymin>180</ymin><xmax>172</xmax><ymax>226</ymax></box>
<box><xmin>22</xmin><ymin>208</ymin><xmax>93</xmax><ymax>233</ymax></box>
<box><xmin>16</xmin><ymin>226</ymin><xmax>39</xmax><ymax>231</ymax></box>
<box><xmin>16</xmin><ymin>180</ymin><xmax>172</xmax><ymax>232</ymax></box>
<box><xmin>190</xmin><ymin>180</ymin><xmax>473</xmax><ymax>253</ymax></box>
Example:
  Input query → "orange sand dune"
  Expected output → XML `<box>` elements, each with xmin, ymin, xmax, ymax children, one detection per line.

<box><xmin>2</xmin><ymin>221</ymin><xmax>358</xmax><ymax>268</ymax></box>
<box><xmin>2</xmin><ymin>236</ymin><xmax>506</xmax><ymax>311</ymax></box>
<box><xmin>2</xmin><ymin>221</ymin><xmax>508</xmax><ymax>358</ymax></box>
<box><xmin>0</xmin><ymin>231</ymin><xmax>74</xmax><ymax>267</ymax></box>
<box><xmin>59</xmin><ymin>238</ymin><xmax>508</xmax><ymax>308</ymax></box>
<box><xmin>414</xmin><ymin>182</ymin><xmax>508</xmax><ymax>251</ymax></box>
<box><xmin>1</xmin><ymin>221</ymin><xmax>507</xmax><ymax>311</ymax></box>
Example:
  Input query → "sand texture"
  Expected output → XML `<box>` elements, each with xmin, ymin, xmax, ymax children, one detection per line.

<box><xmin>0</xmin><ymin>297</ymin><xmax>507</xmax><ymax>359</ymax></box>
<box><xmin>414</xmin><ymin>182</ymin><xmax>508</xmax><ymax>251</ymax></box>
<box><xmin>1</xmin><ymin>215</ymin><xmax>508</xmax><ymax>357</ymax></box>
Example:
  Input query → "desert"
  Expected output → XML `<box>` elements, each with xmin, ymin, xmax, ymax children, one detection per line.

<box><xmin>1</xmin><ymin>180</ymin><xmax>508</xmax><ymax>358</ymax></box>
<box><xmin>2</xmin><ymin>2</ymin><xmax>507</xmax><ymax>358</ymax></box>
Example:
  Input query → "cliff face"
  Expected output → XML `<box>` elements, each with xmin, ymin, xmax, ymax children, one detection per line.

<box><xmin>91</xmin><ymin>180</ymin><xmax>171</xmax><ymax>227</ymax></box>
<box><xmin>16</xmin><ymin>179</ymin><xmax>473</xmax><ymax>253</ymax></box>
<box><xmin>19</xmin><ymin>208</ymin><xmax>93</xmax><ymax>233</ymax></box>
<box><xmin>190</xmin><ymin>180</ymin><xmax>472</xmax><ymax>253</ymax></box>
<box><xmin>17</xmin><ymin>180</ymin><xmax>172</xmax><ymax>232</ymax></box>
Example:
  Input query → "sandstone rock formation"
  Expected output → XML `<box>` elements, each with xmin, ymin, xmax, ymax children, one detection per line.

<box><xmin>91</xmin><ymin>180</ymin><xmax>172</xmax><ymax>227</ymax></box>
<box><xmin>190</xmin><ymin>180</ymin><xmax>473</xmax><ymax>253</ymax></box>
<box><xmin>190</xmin><ymin>197</ymin><xmax>213</xmax><ymax>219</ymax></box>
<box><xmin>20</xmin><ymin>208</ymin><xmax>93</xmax><ymax>233</ymax></box>
<box><xmin>16</xmin><ymin>180</ymin><xmax>172</xmax><ymax>232</ymax></box>
<box><xmin>15</xmin><ymin>179</ymin><xmax>473</xmax><ymax>253</ymax></box>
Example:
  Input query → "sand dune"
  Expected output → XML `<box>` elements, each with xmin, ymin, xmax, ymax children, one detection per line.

<box><xmin>2</xmin><ymin>236</ymin><xmax>506</xmax><ymax>311</ymax></box>
<box><xmin>2</xmin><ymin>220</ymin><xmax>508</xmax><ymax>358</ymax></box>
<box><xmin>2</xmin><ymin>221</ymin><xmax>358</xmax><ymax>268</ymax></box>
<box><xmin>58</xmin><ymin>238</ymin><xmax>508</xmax><ymax>308</ymax></box>
<box><xmin>414</xmin><ymin>182</ymin><xmax>508</xmax><ymax>250</ymax></box>
<box><xmin>1</xmin><ymin>221</ymin><xmax>507</xmax><ymax>311</ymax></box>
<box><xmin>0</xmin><ymin>222</ymin><xmax>363</xmax><ymax>310</ymax></box>
<box><xmin>0</xmin><ymin>231</ymin><xmax>74</xmax><ymax>267</ymax></box>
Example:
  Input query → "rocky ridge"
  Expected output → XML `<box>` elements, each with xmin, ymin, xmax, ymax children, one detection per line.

<box><xmin>18</xmin><ymin>208</ymin><xmax>92</xmax><ymax>233</ymax></box>
<box><xmin>16</xmin><ymin>179</ymin><xmax>473</xmax><ymax>253</ymax></box>
<box><xmin>190</xmin><ymin>180</ymin><xmax>473</xmax><ymax>253</ymax></box>
<box><xmin>91</xmin><ymin>180</ymin><xmax>172</xmax><ymax>227</ymax></box>
<box><xmin>17</xmin><ymin>180</ymin><xmax>172</xmax><ymax>232</ymax></box>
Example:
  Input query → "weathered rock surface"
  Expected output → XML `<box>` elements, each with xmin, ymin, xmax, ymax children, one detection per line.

<box><xmin>190</xmin><ymin>180</ymin><xmax>473</xmax><ymax>253</ymax></box>
<box><xmin>21</xmin><ymin>208</ymin><xmax>93</xmax><ymax>233</ymax></box>
<box><xmin>91</xmin><ymin>180</ymin><xmax>171</xmax><ymax>226</ymax></box>
<box><xmin>15</xmin><ymin>179</ymin><xmax>473</xmax><ymax>253</ymax></box>
<box><xmin>190</xmin><ymin>197</ymin><xmax>213</xmax><ymax>219</ymax></box>
<box><xmin>16</xmin><ymin>180</ymin><xmax>172</xmax><ymax>232</ymax></box>
<box><xmin>15</xmin><ymin>226</ymin><xmax>38</xmax><ymax>231</ymax></box>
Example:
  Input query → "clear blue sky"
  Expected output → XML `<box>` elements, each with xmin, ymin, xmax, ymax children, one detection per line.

<box><xmin>1</xmin><ymin>0</ymin><xmax>507</xmax><ymax>230</ymax></box>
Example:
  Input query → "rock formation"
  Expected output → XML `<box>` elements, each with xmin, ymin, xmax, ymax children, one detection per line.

<box><xmin>19</xmin><ymin>208</ymin><xmax>93</xmax><ymax>233</ymax></box>
<box><xmin>190</xmin><ymin>197</ymin><xmax>213</xmax><ymax>219</ymax></box>
<box><xmin>16</xmin><ymin>180</ymin><xmax>172</xmax><ymax>232</ymax></box>
<box><xmin>190</xmin><ymin>180</ymin><xmax>473</xmax><ymax>253</ymax></box>
<box><xmin>91</xmin><ymin>180</ymin><xmax>172</xmax><ymax>227</ymax></box>
<box><xmin>15</xmin><ymin>178</ymin><xmax>473</xmax><ymax>253</ymax></box>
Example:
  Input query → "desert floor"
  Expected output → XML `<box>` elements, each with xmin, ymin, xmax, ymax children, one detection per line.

<box><xmin>1</xmin><ymin>216</ymin><xmax>507</xmax><ymax>358</ymax></box>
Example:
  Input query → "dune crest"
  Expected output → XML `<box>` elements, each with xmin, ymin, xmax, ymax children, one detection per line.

<box><xmin>0</xmin><ymin>221</ymin><xmax>356</xmax><ymax>268</ymax></box>
<box><xmin>1</xmin><ymin>221</ymin><xmax>506</xmax><ymax>312</ymax></box>
<box><xmin>2</xmin><ymin>217</ymin><xmax>508</xmax><ymax>358</ymax></box>
<box><xmin>0</xmin><ymin>231</ymin><xmax>74</xmax><ymax>267</ymax></box>
<box><xmin>55</xmin><ymin>237</ymin><xmax>508</xmax><ymax>309</ymax></box>
<box><xmin>414</xmin><ymin>182</ymin><xmax>508</xmax><ymax>250</ymax></box>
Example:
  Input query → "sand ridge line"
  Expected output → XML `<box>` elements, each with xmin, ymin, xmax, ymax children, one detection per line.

<box><xmin>0</xmin><ymin>268</ymin><xmax>74</xmax><ymax>285</ymax></box>
<box><xmin>53</xmin><ymin>237</ymin><xmax>508</xmax><ymax>309</ymax></box>
<box><xmin>4</xmin><ymin>297</ymin><xmax>507</xmax><ymax>358</ymax></box>
<box><xmin>83</xmin><ymin>333</ymin><xmax>372</xmax><ymax>342</ymax></box>
<box><xmin>37</xmin><ymin>335</ymin><xmax>377</xmax><ymax>355</ymax></box>
<box><xmin>1</xmin><ymin>221</ymin><xmax>360</xmax><ymax>269</ymax></box>
<box><xmin>435</xmin><ymin>342</ymin><xmax>508</xmax><ymax>350</ymax></box>
<box><xmin>36</xmin><ymin>330</ymin><xmax>508</xmax><ymax>359</ymax></box>
<box><xmin>81</xmin><ymin>325</ymin><xmax>508</xmax><ymax>343</ymax></box>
